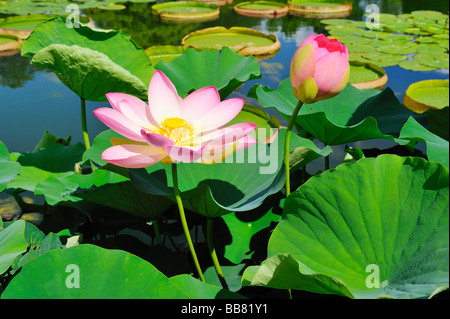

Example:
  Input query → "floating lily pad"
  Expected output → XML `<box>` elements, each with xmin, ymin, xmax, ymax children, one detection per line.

<box><xmin>415</xmin><ymin>36</ymin><xmax>440</xmax><ymax>44</ymax></box>
<box><xmin>349</xmin><ymin>61</ymin><xmax>388</xmax><ymax>90</ymax></box>
<box><xmin>345</xmin><ymin>44</ymin><xmax>373</xmax><ymax>54</ymax></box>
<box><xmin>433</xmin><ymin>33</ymin><xmax>449</xmax><ymax>40</ymax></box>
<box><xmin>415</xmin><ymin>54</ymin><xmax>450</xmax><ymax>69</ymax></box>
<box><xmin>331</xmin><ymin>35</ymin><xmax>371</xmax><ymax>45</ymax></box>
<box><xmin>0</xmin><ymin>14</ymin><xmax>57</xmax><ymax>39</ymax></box>
<box><xmin>234</xmin><ymin>1</ymin><xmax>288</xmax><ymax>18</ymax></box>
<box><xmin>0</xmin><ymin>35</ymin><xmax>21</xmax><ymax>54</ymax></box>
<box><xmin>288</xmin><ymin>0</ymin><xmax>352</xmax><ymax>18</ymax></box>
<box><xmin>151</xmin><ymin>1</ymin><xmax>220</xmax><ymax>23</ymax></box>
<box><xmin>376</xmin><ymin>44</ymin><xmax>416</xmax><ymax>55</ymax></box>
<box><xmin>145</xmin><ymin>45</ymin><xmax>189</xmax><ymax>65</ymax></box>
<box><xmin>181</xmin><ymin>26</ymin><xmax>280</xmax><ymax>57</ymax></box>
<box><xmin>362</xmin><ymin>52</ymin><xmax>407</xmax><ymax>67</ymax></box>
<box><xmin>415</xmin><ymin>43</ymin><xmax>446</xmax><ymax>53</ymax></box>
<box><xmin>98</xmin><ymin>3</ymin><xmax>127</xmax><ymax>10</ymax></box>
<box><xmin>398</xmin><ymin>60</ymin><xmax>438</xmax><ymax>71</ymax></box>
<box><xmin>320</xmin><ymin>18</ymin><xmax>356</xmax><ymax>25</ymax></box>
<box><xmin>403</xmin><ymin>27</ymin><xmax>430</xmax><ymax>35</ymax></box>
<box><xmin>377</xmin><ymin>33</ymin><xmax>414</xmax><ymax>42</ymax></box>
<box><xmin>403</xmin><ymin>79</ymin><xmax>449</xmax><ymax>114</ymax></box>
<box><xmin>327</xmin><ymin>26</ymin><xmax>366</xmax><ymax>37</ymax></box>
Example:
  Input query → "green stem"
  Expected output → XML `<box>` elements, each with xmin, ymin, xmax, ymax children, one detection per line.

<box><xmin>325</xmin><ymin>155</ymin><xmax>330</xmax><ymax>171</ymax></box>
<box><xmin>172</xmin><ymin>163</ymin><xmax>205</xmax><ymax>283</ymax></box>
<box><xmin>81</xmin><ymin>98</ymin><xmax>96</xmax><ymax>172</ymax></box>
<box><xmin>207</xmin><ymin>218</ymin><xmax>229</xmax><ymax>290</ymax></box>
<box><xmin>153</xmin><ymin>220</ymin><xmax>162</xmax><ymax>246</ymax></box>
<box><xmin>80</xmin><ymin>98</ymin><xmax>91</xmax><ymax>150</ymax></box>
<box><xmin>283</xmin><ymin>100</ymin><xmax>304</xmax><ymax>197</ymax></box>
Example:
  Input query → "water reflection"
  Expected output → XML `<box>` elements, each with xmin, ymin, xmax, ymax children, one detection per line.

<box><xmin>0</xmin><ymin>55</ymin><xmax>43</xmax><ymax>89</ymax></box>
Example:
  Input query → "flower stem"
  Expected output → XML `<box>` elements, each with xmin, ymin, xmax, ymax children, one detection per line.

<box><xmin>207</xmin><ymin>218</ymin><xmax>229</xmax><ymax>290</ymax></box>
<box><xmin>325</xmin><ymin>155</ymin><xmax>330</xmax><ymax>171</ymax></box>
<box><xmin>153</xmin><ymin>220</ymin><xmax>162</xmax><ymax>246</ymax></box>
<box><xmin>80</xmin><ymin>98</ymin><xmax>91</xmax><ymax>150</ymax></box>
<box><xmin>172</xmin><ymin>163</ymin><xmax>205</xmax><ymax>283</ymax></box>
<box><xmin>283</xmin><ymin>100</ymin><xmax>303</xmax><ymax>197</ymax></box>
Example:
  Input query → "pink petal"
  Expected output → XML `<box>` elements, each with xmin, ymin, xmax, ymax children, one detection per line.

<box><xmin>148</xmin><ymin>70</ymin><xmax>181</xmax><ymax>124</ymax></box>
<box><xmin>197</xmin><ymin>98</ymin><xmax>245</xmax><ymax>131</ymax></box>
<box><xmin>197</xmin><ymin>122</ymin><xmax>257</xmax><ymax>147</ymax></box>
<box><xmin>93</xmin><ymin>107</ymin><xmax>146</xmax><ymax>142</ymax></box>
<box><xmin>106</xmin><ymin>92</ymin><xmax>157</xmax><ymax>127</ymax></box>
<box><xmin>180</xmin><ymin>86</ymin><xmax>221</xmax><ymax>123</ymax></box>
<box><xmin>325</xmin><ymin>41</ymin><xmax>344</xmax><ymax>53</ymax></box>
<box><xmin>102</xmin><ymin>144</ymin><xmax>166</xmax><ymax>168</ymax></box>
<box><xmin>163</xmin><ymin>144</ymin><xmax>206</xmax><ymax>163</ymax></box>
<box><xmin>299</xmin><ymin>33</ymin><xmax>318</xmax><ymax>48</ymax></box>
<box><xmin>235</xmin><ymin>134</ymin><xmax>258</xmax><ymax>152</ymax></box>
<box><xmin>314</xmin><ymin>34</ymin><xmax>330</xmax><ymax>48</ymax></box>
<box><xmin>200</xmin><ymin>134</ymin><xmax>257</xmax><ymax>164</ymax></box>
<box><xmin>290</xmin><ymin>44</ymin><xmax>316</xmax><ymax>89</ymax></box>
<box><xmin>314</xmin><ymin>51</ymin><xmax>349</xmax><ymax>97</ymax></box>
<box><xmin>140</xmin><ymin>129</ymin><xmax>175</xmax><ymax>148</ymax></box>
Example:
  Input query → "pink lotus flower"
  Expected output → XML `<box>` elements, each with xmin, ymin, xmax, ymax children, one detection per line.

<box><xmin>290</xmin><ymin>34</ymin><xmax>349</xmax><ymax>104</ymax></box>
<box><xmin>93</xmin><ymin>70</ymin><xmax>257</xmax><ymax>168</ymax></box>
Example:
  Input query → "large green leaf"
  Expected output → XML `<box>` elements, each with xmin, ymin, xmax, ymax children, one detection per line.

<box><xmin>242</xmin><ymin>254</ymin><xmax>354</xmax><ymax>298</ymax></box>
<box><xmin>399</xmin><ymin>117</ymin><xmax>449</xmax><ymax>169</ymax></box>
<box><xmin>1</xmin><ymin>244</ymin><xmax>239</xmax><ymax>299</ymax></box>
<box><xmin>30</xmin><ymin>44</ymin><xmax>148</xmax><ymax>102</ymax></box>
<box><xmin>266</xmin><ymin>154</ymin><xmax>449</xmax><ymax>299</ymax></box>
<box><xmin>33</xmin><ymin>166</ymin><xmax>129</xmax><ymax>205</ymax></box>
<box><xmin>87</xmin><ymin>126</ymin><xmax>330</xmax><ymax>217</ymax></box>
<box><xmin>218</xmin><ymin>198</ymin><xmax>282</xmax><ymax>264</ymax></box>
<box><xmin>169</xmin><ymin>274</ymin><xmax>245</xmax><ymax>299</ymax></box>
<box><xmin>33</xmin><ymin>164</ymin><xmax>172</xmax><ymax>220</ymax></box>
<box><xmin>0</xmin><ymin>220</ymin><xmax>27</xmax><ymax>275</ymax></box>
<box><xmin>155</xmin><ymin>47</ymin><xmax>261</xmax><ymax>99</ymax></box>
<box><xmin>21</xmin><ymin>17</ymin><xmax>152</xmax><ymax>101</ymax></box>
<box><xmin>253</xmin><ymin>80</ymin><xmax>414</xmax><ymax>146</ymax></box>
<box><xmin>129</xmin><ymin>134</ymin><xmax>286</xmax><ymax>218</ymax></box>
<box><xmin>0</xmin><ymin>141</ymin><xmax>21</xmax><ymax>192</ymax></box>
<box><xmin>7</xmin><ymin>143</ymin><xmax>85</xmax><ymax>192</ymax></box>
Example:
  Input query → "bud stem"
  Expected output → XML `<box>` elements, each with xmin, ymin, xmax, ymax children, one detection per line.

<box><xmin>80</xmin><ymin>97</ymin><xmax>96</xmax><ymax>172</ymax></box>
<box><xmin>284</xmin><ymin>100</ymin><xmax>304</xmax><ymax>197</ymax></box>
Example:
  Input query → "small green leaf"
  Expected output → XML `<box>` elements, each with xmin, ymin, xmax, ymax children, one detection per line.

<box><xmin>155</xmin><ymin>47</ymin><xmax>261</xmax><ymax>99</ymax></box>
<box><xmin>0</xmin><ymin>220</ymin><xmax>27</xmax><ymax>275</ymax></box>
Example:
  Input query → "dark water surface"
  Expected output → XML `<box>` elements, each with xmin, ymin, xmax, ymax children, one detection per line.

<box><xmin>0</xmin><ymin>0</ymin><xmax>448</xmax><ymax>165</ymax></box>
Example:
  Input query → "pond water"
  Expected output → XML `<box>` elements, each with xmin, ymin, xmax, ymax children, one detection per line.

<box><xmin>0</xmin><ymin>0</ymin><xmax>449</xmax><ymax>168</ymax></box>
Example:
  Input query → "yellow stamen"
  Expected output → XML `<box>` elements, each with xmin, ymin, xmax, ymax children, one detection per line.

<box><xmin>154</xmin><ymin>117</ymin><xmax>195</xmax><ymax>144</ymax></box>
